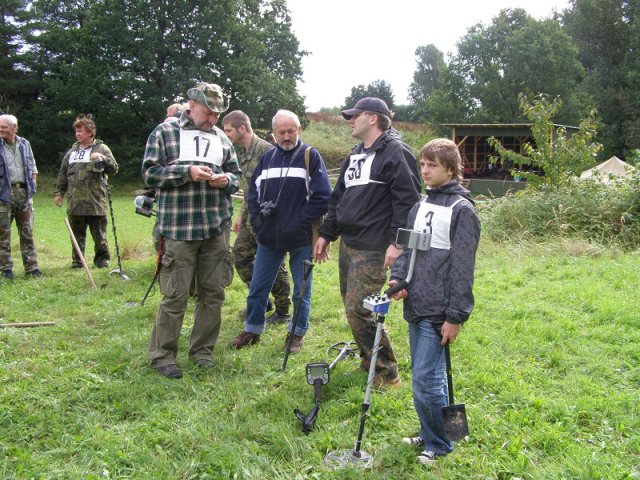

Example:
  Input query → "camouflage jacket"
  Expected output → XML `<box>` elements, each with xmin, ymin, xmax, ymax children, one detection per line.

<box><xmin>239</xmin><ymin>134</ymin><xmax>273</xmax><ymax>226</ymax></box>
<box><xmin>55</xmin><ymin>139</ymin><xmax>119</xmax><ymax>216</ymax></box>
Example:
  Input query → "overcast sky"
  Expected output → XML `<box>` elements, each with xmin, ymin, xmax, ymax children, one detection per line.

<box><xmin>286</xmin><ymin>0</ymin><xmax>571</xmax><ymax>111</ymax></box>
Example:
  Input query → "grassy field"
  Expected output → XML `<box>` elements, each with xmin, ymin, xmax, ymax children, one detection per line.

<box><xmin>1</xmin><ymin>189</ymin><xmax>639</xmax><ymax>479</ymax></box>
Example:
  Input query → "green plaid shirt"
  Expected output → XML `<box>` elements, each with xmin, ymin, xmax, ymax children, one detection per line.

<box><xmin>142</xmin><ymin>115</ymin><xmax>241</xmax><ymax>241</ymax></box>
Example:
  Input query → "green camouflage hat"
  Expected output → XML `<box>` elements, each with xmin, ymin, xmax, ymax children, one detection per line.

<box><xmin>187</xmin><ymin>83</ymin><xmax>229</xmax><ymax>113</ymax></box>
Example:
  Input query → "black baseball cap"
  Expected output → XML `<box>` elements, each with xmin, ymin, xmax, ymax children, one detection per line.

<box><xmin>342</xmin><ymin>97</ymin><xmax>391</xmax><ymax>119</ymax></box>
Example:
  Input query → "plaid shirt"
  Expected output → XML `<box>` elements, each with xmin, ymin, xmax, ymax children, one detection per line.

<box><xmin>142</xmin><ymin>114</ymin><xmax>241</xmax><ymax>241</ymax></box>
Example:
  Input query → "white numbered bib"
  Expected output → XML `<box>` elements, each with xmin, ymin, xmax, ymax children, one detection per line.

<box><xmin>177</xmin><ymin>130</ymin><xmax>223</xmax><ymax>166</ymax></box>
<box><xmin>413</xmin><ymin>198</ymin><xmax>464</xmax><ymax>250</ymax></box>
<box><xmin>344</xmin><ymin>152</ymin><xmax>384</xmax><ymax>188</ymax></box>
<box><xmin>69</xmin><ymin>146</ymin><xmax>93</xmax><ymax>164</ymax></box>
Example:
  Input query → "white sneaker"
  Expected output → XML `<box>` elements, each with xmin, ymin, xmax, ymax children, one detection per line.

<box><xmin>402</xmin><ymin>435</ymin><xmax>424</xmax><ymax>447</ymax></box>
<box><xmin>417</xmin><ymin>450</ymin><xmax>437</xmax><ymax>465</ymax></box>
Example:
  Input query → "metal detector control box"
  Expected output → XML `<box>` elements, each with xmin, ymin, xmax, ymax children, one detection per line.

<box><xmin>306</xmin><ymin>362</ymin><xmax>330</xmax><ymax>385</ymax></box>
<box><xmin>363</xmin><ymin>295</ymin><xmax>390</xmax><ymax>314</ymax></box>
<box><xmin>395</xmin><ymin>228</ymin><xmax>431</xmax><ymax>251</ymax></box>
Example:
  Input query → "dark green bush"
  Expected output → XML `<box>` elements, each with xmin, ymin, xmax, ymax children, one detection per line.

<box><xmin>479</xmin><ymin>174</ymin><xmax>640</xmax><ymax>249</ymax></box>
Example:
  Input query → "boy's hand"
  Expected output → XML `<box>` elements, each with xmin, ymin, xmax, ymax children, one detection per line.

<box><xmin>388</xmin><ymin>279</ymin><xmax>408</xmax><ymax>300</ymax></box>
<box><xmin>440</xmin><ymin>321</ymin><xmax>461</xmax><ymax>345</ymax></box>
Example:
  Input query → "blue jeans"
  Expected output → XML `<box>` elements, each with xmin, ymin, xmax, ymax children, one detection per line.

<box><xmin>244</xmin><ymin>243</ymin><xmax>312</xmax><ymax>336</ymax></box>
<box><xmin>409</xmin><ymin>319</ymin><xmax>454</xmax><ymax>455</ymax></box>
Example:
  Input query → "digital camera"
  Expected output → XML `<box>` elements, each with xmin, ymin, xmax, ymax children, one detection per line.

<box><xmin>260</xmin><ymin>200</ymin><xmax>278</xmax><ymax>217</ymax></box>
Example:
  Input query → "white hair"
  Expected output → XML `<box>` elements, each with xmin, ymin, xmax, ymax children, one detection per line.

<box><xmin>0</xmin><ymin>114</ymin><xmax>18</xmax><ymax>128</ymax></box>
<box><xmin>272</xmin><ymin>109</ymin><xmax>300</xmax><ymax>129</ymax></box>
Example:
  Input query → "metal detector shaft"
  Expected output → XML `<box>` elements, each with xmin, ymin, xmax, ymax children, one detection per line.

<box><xmin>140</xmin><ymin>273</ymin><xmax>159</xmax><ymax>306</ymax></box>
<box><xmin>329</xmin><ymin>343</ymin><xmax>356</xmax><ymax>370</ymax></box>
<box><xmin>282</xmin><ymin>259</ymin><xmax>314</xmax><ymax>371</ymax></box>
<box><xmin>353</xmin><ymin>310</ymin><xmax>385</xmax><ymax>455</ymax></box>
<box><xmin>101</xmin><ymin>175</ymin><xmax>129</xmax><ymax>280</ymax></box>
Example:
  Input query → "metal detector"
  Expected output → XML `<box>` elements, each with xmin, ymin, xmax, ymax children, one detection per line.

<box><xmin>324</xmin><ymin>228</ymin><xmax>431</xmax><ymax>470</ymax></box>
<box><xmin>282</xmin><ymin>259</ymin><xmax>315</xmax><ymax>371</ymax></box>
<box><xmin>99</xmin><ymin>174</ymin><xmax>129</xmax><ymax>280</ymax></box>
<box><xmin>132</xmin><ymin>195</ymin><xmax>158</xmax><ymax>306</ymax></box>
<box><xmin>294</xmin><ymin>341</ymin><xmax>359</xmax><ymax>434</ymax></box>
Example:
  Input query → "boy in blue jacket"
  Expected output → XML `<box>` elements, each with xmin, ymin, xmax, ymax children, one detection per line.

<box><xmin>390</xmin><ymin>138</ymin><xmax>480</xmax><ymax>464</ymax></box>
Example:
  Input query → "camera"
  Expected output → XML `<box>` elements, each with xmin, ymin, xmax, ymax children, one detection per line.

<box><xmin>134</xmin><ymin>195</ymin><xmax>156</xmax><ymax>217</ymax></box>
<box><xmin>92</xmin><ymin>160</ymin><xmax>106</xmax><ymax>173</ymax></box>
<box><xmin>260</xmin><ymin>200</ymin><xmax>278</xmax><ymax>217</ymax></box>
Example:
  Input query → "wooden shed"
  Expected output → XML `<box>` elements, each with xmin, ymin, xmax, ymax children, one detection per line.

<box><xmin>444</xmin><ymin>123</ymin><xmax>579</xmax><ymax>180</ymax></box>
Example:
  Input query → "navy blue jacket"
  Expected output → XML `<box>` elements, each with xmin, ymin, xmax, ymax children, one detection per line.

<box><xmin>248</xmin><ymin>141</ymin><xmax>331</xmax><ymax>250</ymax></box>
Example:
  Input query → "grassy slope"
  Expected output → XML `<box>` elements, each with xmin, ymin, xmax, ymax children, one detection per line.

<box><xmin>0</xmin><ymin>193</ymin><xmax>638</xmax><ymax>479</ymax></box>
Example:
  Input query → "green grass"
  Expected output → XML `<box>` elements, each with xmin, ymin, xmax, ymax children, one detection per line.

<box><xmin>1</xmin><ymin>192</ymin><xmax>639</xmax><ymax>479</ymax></box>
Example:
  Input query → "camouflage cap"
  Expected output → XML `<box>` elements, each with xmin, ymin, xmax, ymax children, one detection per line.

<box><xmin>187</xmin><ymin>83</ymin><xmax>229</xmax><ymax>113</ymax></box>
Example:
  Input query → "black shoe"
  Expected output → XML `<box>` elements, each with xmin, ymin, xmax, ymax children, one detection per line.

<box><xmin>155</xmin><ymin>364</ymin><xmax>183</xmax><ymax>379</ymax></box>
<box><xmin>266</xmin><ymin>311</ymin><xmax>291</xmax><ymax>325</ymax></box>
<box><xmin>95</xmin><ymin>262</ymin><xmax>109</xmax><ymax>269</ymax></box>
<box><xmin>71</xmin><ymin>263</ymin><xmax>82</xmax><ymax>269</ymax></box>
<box><xmin>266</xmin><ymin>298</ymin><xmax>275</xmax><ymax>312</ymax></box>
<box><xmin>26</xmin><ymin>269</ymin><xmax>42</xmax><ymax>278</ymax></box>
<box><xmin>2</xmin><ymin>269</ymin><xmax>14</xmax><ymax>280</ymax></box>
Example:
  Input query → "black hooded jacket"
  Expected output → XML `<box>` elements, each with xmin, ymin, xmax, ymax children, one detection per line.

<box><xmin>318</xmin><ymin>128</ymin><xmax>421</xmax><ymax>251</ymax></box>
<box><xmin>390</xmin><ymin>181</ymin><xmax>480</xmax><ymax>324</ymax></box>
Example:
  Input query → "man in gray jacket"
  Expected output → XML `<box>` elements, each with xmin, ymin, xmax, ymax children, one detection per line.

<box><xmin>0</xmin><ymin>114</ymin><xmax>41</xmax><ymax>279</ymax></box>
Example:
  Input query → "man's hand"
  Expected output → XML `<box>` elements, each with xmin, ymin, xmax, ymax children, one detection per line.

<box><xmin>207</xmin><ymin>173</ymin><xmax>229</xmax><ymax>189</ymax></box>
<box><xmin>189</xmin><ymin>165</ymin><xmax>214</xmax><ymax>181</ymax></box>
<box><xmin>387</xmin><ymin>279</ymin><xmax>408</xmax><ymax>300</ymax></box>
<box><xmin>313</xmin><ymin>237</ymin><xmax>330</xmax><ymax>263</ymax></box>
<box><xmin>54</xmin><ymin>194</ymin><xmax>63</xmax><ymax>208</ymax></box>
<box><xmin>384</xmin><ymin>244</ymin><xmax>402</xmax><ymax>269</ymax></box>
<box><xmin>440</xmin><ymin>321</ymin><xmax>461</xmax><ymax>346</ymax></box>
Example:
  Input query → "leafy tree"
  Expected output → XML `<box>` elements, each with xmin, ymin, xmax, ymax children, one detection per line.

<box><xmin>408</xmin><ymin>45</ymin><xmax>447</xmax><ymax>107</ymax></box>
<box><xmin>0</xmin><ymin>0</ymin><xmax>39</xmax><ymax>114</ymax></box>
<box><xmin>451</xmin><ymin>9</ymin><xmax>586</xmax><ymax>123</ymax></box>
<box><xmin>343</xmin><ymin>79</ymin><xmax>395</xmax><ymax>111</ymax></box>
<box><xmin>488</xmin><ymin>94</ymin><xmax>602</xmax><ymax>186</ymax></box>
<box><xmin>14</xmin><ymin>0</ymin><xmax>306</xmax><ymax>175</ymax></box>
<box><xmin>563</xmin><ymin>0</ymin><xmax>640</xmax><ymax>158</ymax></box>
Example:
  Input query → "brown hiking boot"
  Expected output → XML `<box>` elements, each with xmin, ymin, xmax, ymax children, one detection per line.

<box><xmin>373</xmin><ymin>373</ymin><xmax>402</xmax><ymax>389</ymax></box>
<box><xmin>229</xmin><ymin>331</ymin><xmax>260</xmax><ymax>349</ymax></box>
<box><xmin>284</xmin><ymin>333</ymin><xmax>304</xmax><ymax>353</ymax></box>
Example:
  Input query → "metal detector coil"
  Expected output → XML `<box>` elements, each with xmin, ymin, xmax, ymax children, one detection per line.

<box><xmin>294</xmin><ymin>342</ymin><xmax>358</xmax><ymax>435</ymax></box>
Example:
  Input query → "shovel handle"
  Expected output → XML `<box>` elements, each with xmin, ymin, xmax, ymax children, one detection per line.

<box><xmin>444</xmin><ymin>343</ymin><xmax>455</xmax><ymax>405</ymax></box>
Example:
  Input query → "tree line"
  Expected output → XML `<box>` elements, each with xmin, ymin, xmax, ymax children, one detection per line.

<box><xmin>343</xmin><ymin>0</ymin><xmax>639</xmax><ymax>162</ymax></box>
<box><xmin>2</xmin><ymin>0</ymin><xmax>638</xmax><ymax>176</ymax></box>
<box><xmin>1</xmin><ymin>0</ymin><xmax>305</xmax><ymax>175</ymax></box>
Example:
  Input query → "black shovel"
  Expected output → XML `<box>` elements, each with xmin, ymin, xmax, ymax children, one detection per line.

<box><xmin>442</xmin><ymin>343</ymin><xmax>469</xmax><ymax>441</ymax></box>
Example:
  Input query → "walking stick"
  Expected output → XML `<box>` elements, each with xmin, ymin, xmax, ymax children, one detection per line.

<box><xmin>64</xmin><ymin>218</ymin><xmax>97</xmax><ymax>289</ymax></box>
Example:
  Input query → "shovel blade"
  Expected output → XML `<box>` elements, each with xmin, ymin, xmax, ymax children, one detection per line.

<box><xmin>442</xmin><ymin>403</ymin><xmax>469</xmax><ymax>441</ymax></box>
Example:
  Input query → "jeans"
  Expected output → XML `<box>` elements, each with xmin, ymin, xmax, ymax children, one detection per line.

<box><xmin>409</xmin><ymin>319</ymin><xmax>454</xmax><ymax>455</ymax></box>
<box><xmin>244</xmin><ymin>242</ymin><xmax>312</xmax><ymax>336</ymax></box>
